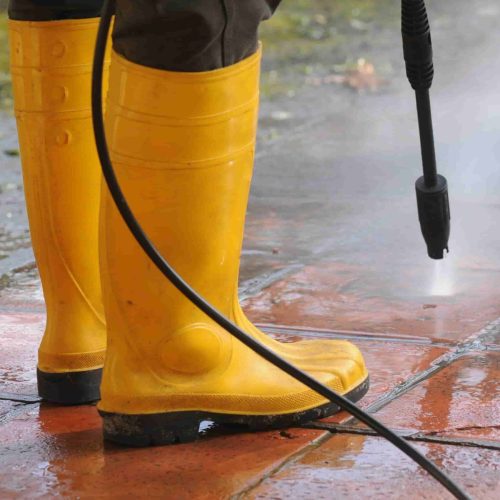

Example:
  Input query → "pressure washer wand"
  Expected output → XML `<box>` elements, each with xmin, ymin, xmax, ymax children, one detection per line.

<box><xmin>402</xmin><ymin>0</ymin><xmax>450</xmax><ymax>259</ymax></box>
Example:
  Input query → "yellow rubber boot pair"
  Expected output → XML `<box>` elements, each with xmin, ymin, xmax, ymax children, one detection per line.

<box><xmin>98</xmin><ymin>48</ymin><xmax>369</xmax><ymax>446</ymax></box>
<box><xmin>9</xmin><ymin>18</ymin><xmax>108</xmax><ymax>404</ymax></box>
<box><xmin>9</xmin><ymin>17</ymin><xmax>368</xmax><ymax>427</ymax></box>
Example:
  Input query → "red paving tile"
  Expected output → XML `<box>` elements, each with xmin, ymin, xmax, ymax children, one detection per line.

<box><xmin>243</xmin><ymin>261</ymin><xmax>500</xmax><ymax>341</ymax></box>
<box><xmin>248</xmin><ymin>434</ymin><xmax>500</xmax><ymax>499</ymax></box>
<box><xmin>318</xmin><ymin>339</ymin><xmax>450</xmax><ymax>424</ymax></box>
<box><xmin>0</xmin><ymin>404</ymin><xmax>328</xmax><ymax>499</ymax></box>
<box><xmin>369</xmin><ymin>352</ymin><xmax>500</xmax><ymax>442</ymax></box>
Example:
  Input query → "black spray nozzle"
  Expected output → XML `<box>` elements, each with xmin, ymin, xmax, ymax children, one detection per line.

<box><xmin>416</xmin><ymin>175</ymin><xmax>450</xmax><ymax>260</ymax></box>
<box><xmin>402</xmin><ymin>0</ymin><xmax>450</xmax><ymax>259</ymax></box>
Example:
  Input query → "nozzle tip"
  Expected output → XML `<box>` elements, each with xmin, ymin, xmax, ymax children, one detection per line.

<box><xmin>427</xmin><ymin>246</ymin><xmax>449</xmax><ymax>260</ymax></box>
<box><xmin>416</xmin><ymin>175</ymin><xmax>450</xmax><ymax>261</ymax></box>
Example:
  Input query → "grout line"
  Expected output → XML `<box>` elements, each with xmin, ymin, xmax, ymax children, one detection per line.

<box><xmin>259</xmin><ymin>324</ymin><xmax>457</xmax><ymax>347</ymax></box>
<box><xmin>467</xmin><ymin>316</ymin><xmax>500</xmax><ymax>344</ymax></box>
<box><xmin>239</xmin><ymin>263</ymin><xmax>304</xmax><ymax>302</ymax></box>
<box><xmin>360</xmin><ymin>349</ymin><xmax>464</xmax><ymax>416</ymax></box>
<box><xmin>407</xmin><ymin>434</ymin><xmax>500</xmax><ymax>451</ymax></box>
<box><xmin>0</xmin><ymin>392</ymin><xmax>41</xmax><ymax>404</ymax></box>
<box><xmin>230</xmin><ymin>430</ymin><xmax>332</xmax><ymax>499</ymax></box>
<box><xmin>484</xmin><ymin>344</ymin><xmax>500</xmax><ymax>352</ymax></box>
<box><xmin>239</xmin><ymin>238</ymin><xmax>353</xmax><ymax>305</ymax></box>
<box><xmin>301</xmin><ymin>424</ymin><xmax>500</xmax><ymax>451</ymax></box>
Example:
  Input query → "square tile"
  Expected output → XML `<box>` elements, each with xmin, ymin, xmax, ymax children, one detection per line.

<box><xmin>249</xmin><ymin>434</ymin><xmax>500</xmax><ymax>499</ymax></box>
<box><xmin>0</xmin><ymin>404</ymin><xmax>328</xmax><ymax>499</ymax></box>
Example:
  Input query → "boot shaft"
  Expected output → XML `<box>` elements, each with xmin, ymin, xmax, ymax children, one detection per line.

<box><xmin>9</xmin><ymin>18</ymin><xmax>108</xmax><ymax>372</ymax></box>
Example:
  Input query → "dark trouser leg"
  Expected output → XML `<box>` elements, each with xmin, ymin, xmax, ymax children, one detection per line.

<box><xmin>112</xmin><ymin>0</ymin><xmax>282</xmax><ymax>71</ymax></box>
<box><xmin>8</xmin><ymin>0</ymin><xmax>281</xmax><ymax>71</ymax></box>
<box><xmin>8</xmin><ymin>0</ymin><xmax>104</xmax><ymax>20</ymax></box>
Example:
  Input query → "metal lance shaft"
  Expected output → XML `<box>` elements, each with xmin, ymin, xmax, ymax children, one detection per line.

<box><xmin>402</xmin><ymin>0</ymin><xmax>450</xmax><ymax>259</ymax></box>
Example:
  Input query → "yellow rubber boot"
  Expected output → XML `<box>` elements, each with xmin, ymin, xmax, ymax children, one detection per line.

<box><xmin>9</xmin><ymin>18</ymin><xmax>109</xmax><ymax>404</ymax></box>
<box><xmin>98</xmin><ymin>48</ymin><xmax>369</xmax><ymax>446</ymax></box>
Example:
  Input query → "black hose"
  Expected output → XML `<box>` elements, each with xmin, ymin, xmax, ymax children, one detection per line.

<box><xmin>91</xmin><ymin>2</ymin><xmax>470</xmax><ymax>498</ymax></box>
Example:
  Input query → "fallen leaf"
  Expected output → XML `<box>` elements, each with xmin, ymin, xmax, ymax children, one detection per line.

<box><xmin>3</xmin><ymin>149</ymin><xmax>19</xmax><ymax>157</ymax></box>
<box><xmin>306</xmin><ymin>58</ymin><xmax>388</xmax><ymax>93</ymax></box>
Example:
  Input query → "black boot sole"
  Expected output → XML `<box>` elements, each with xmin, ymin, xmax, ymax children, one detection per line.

<box><xmin>37</xmin><ymin>367</ymin><xmax>103</xmax><ymax>405</ymax></box>
<box><xmin>99</xmin><ymin>376</ymin><xmax>369</xmax><ymax>447</ymax></box>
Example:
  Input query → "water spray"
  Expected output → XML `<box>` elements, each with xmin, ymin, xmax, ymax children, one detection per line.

<box><xmin>402</xmin><ymin>0</ymin><xmax>450</xmax><ymax>259</ymax></box>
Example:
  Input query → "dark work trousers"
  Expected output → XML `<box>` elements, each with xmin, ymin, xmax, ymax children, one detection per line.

<box><xmin>8</xmin><ymin>0</ymin><xmax>282</xmax><ymax>71</ymax></box>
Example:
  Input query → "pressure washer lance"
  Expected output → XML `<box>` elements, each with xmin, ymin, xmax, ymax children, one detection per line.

<box><xmin>402</xmin><ymin>0</ymin><xmax>450</xmax><ymax>259</ymax></box>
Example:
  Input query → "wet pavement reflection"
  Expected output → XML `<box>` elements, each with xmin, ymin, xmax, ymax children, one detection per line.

<box><xmin>249</xmin><ymin>435</ymin><xmax>500</xmax><ymax>499</ymax></box>
<box><xmin>372</xmin><ymin>353</ymin><xmax>500</xmax><ymax>441</ymax></box>
<box><xmin>0</xmin><ymin>404</ymin><xmax>326</xmax><ymax>499</ymax></box>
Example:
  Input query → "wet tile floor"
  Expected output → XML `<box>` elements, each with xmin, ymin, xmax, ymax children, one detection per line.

<box><xmin>0</xmin><ymin>257</ymin><xmax>499</xmax><ymax>499</ymax></box>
